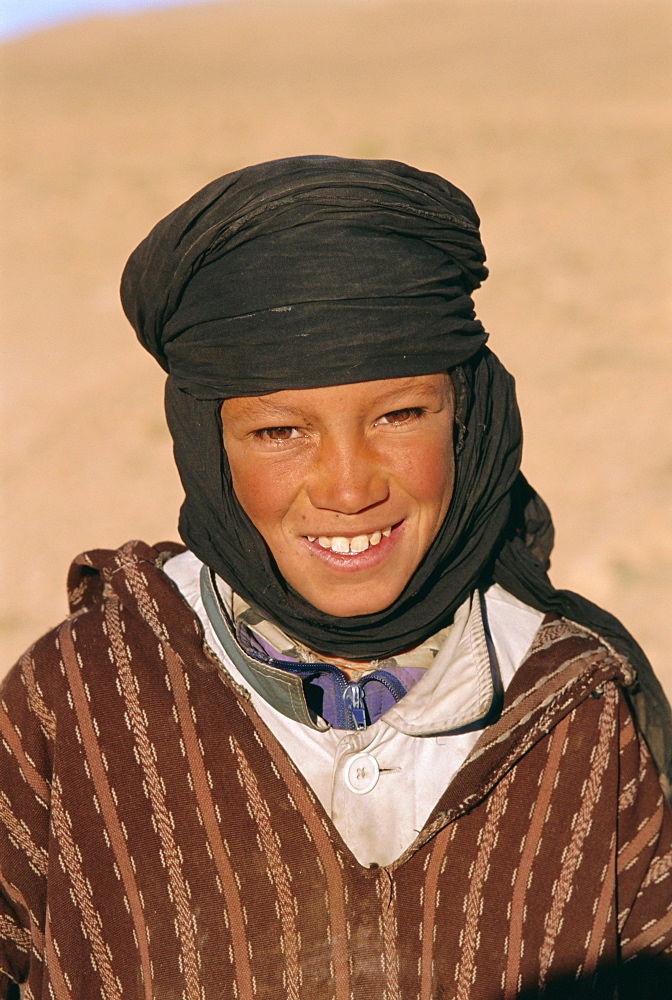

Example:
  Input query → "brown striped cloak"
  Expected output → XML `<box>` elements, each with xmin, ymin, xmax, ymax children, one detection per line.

<box><xmin>1</xmin><ymin>541</ymin><xmax>671</xmax><ymax>998</ymax></box>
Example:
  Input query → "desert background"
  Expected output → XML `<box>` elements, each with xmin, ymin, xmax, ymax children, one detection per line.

<box><xmin>1</xmin><ymin>0</ymin><xmax>671</xmax><ymax>699</ymax></box>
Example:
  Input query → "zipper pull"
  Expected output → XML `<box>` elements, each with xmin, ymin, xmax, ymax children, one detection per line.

<box><xmin>343</xmin><ymin>683</ymin><xmax>367</xmax><ymax>730</ymax></box>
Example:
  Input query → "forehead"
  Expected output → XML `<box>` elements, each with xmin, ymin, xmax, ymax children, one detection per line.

<box><xmin>221</xmin><ymin>373</ymin><xmax>453</xmax><ymax>424</ymax></box>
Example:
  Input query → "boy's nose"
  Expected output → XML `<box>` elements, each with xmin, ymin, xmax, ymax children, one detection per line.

<box><xmin>307</xmin><ymin>437</ymin><xmax>389</xmax><ymax>515</ymax></box>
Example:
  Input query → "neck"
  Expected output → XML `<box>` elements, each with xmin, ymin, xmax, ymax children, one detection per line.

<box><xmin>294</xmin><ymin>643</ymin><xmax>379</xmax><ymax>679</ymax></box>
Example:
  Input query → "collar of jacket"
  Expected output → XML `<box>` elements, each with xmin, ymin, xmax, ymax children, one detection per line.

<box><xmin>199</xmin><ymin>564</ymin><xmax>500</xmax><ymax>735</ymax></box>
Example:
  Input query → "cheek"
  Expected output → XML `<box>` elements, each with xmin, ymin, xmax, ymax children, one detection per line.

<box><xmin>228</xmin><ymin>458</ymin><xmax>297</xmax><ymax>532</ymax></box>
<box><xmin>398</xmin><ymin>439</ymin><xmax>454</xmax><ymax>516</ymax></box>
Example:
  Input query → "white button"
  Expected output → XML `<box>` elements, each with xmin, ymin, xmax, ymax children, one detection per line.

<box><xmin>344</xmin><ymin>752</ymin><xmax>380</xmax><ymax>794</ymax></box>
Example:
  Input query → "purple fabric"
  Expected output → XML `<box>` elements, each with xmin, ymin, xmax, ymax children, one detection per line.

<box><xmin>236</xmin><ymin>621</ymin><xmax>423</xmax><ymax>729</ymax></box>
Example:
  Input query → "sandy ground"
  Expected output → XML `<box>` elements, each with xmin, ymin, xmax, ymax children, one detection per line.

<box><xmin>1</xmin><ymin>0</ymin><xmax>671</xmax><ymax>700</ymax></box>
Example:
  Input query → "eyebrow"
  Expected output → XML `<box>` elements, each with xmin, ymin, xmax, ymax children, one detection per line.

<box><xmin>368</xmin><ymin>378</ymin><xmax>445</xmax><ymax>406</ymax></box>
<box><xmin>227</xmin><ymin>396</ymin><xmax>310</xmax><ymax>421</ymax></box>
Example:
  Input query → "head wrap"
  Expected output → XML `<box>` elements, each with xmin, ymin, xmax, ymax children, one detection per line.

<box><xmin>121</xmin><ymin>155</ymin><xmax>670</xmax><ymax>784</ymax></box>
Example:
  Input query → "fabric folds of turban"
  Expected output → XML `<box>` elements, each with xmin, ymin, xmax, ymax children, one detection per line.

<box><xmin>121</xmin><ymin>155</ymin><xmax>671</xmax><ymax>785</ymax></box>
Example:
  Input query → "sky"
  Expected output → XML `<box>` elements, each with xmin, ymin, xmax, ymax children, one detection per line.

<box><xmin>1</xmin><ymin>0</ymin><xmax>217</xmax><ymax>38</ymax></box>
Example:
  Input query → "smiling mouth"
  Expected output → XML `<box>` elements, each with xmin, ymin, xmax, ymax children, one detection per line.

<box><xmin>305</xmin><ymin>526</ymin><xmax>393</xmax><ymax>555</ymax></box>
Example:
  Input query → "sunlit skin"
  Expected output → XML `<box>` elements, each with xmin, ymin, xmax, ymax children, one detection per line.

<box><xmin>221</xmin><ymin>374</ymin><xmax>455</xmax><ymax>627</ymax></box>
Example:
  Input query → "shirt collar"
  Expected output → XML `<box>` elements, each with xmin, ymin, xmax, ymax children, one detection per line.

<box><xmin>200</xmin><ymin>565</ymin><xmax>499</xmax><ymax>736</ymax></box>
<box><xmin>232</xmin><ymin>591</ymin><xmax>446</xmax><ymax>670</ymax></box>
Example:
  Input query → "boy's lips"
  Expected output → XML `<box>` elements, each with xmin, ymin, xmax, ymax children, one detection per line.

<box><xmin>301</xmin><ymin>522</ymin><xmax>403</xmax><ymax>568</ymax></box>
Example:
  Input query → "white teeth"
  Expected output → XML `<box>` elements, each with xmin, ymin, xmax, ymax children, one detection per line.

<box><xmin>309</xmin><ymin>527</ymin><xmax>392</xmax><ymax>554</ymax></box>
<box><xmin>350</xmin><ymin>535</ymin><xmax>370</xmax><ymax>553</ymax></box>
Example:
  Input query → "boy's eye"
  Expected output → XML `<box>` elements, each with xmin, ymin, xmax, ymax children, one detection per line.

<box><xmin>254</xmin><ymin>426</ymin><xmax>299</xmax><ymax>441</ymax></box>
<box><xmin>377</xmin><ymin>407</ymin><xmax>424</xmax><ymax>425</ymax></box>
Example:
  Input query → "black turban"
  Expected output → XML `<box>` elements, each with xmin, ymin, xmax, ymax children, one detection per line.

<box><xmin>121</xmin><ymin>155</ymin><xmax>670</xmax><ymax>784</ymax></box>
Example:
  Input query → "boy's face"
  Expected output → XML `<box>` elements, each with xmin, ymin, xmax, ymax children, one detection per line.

<box><xmin>221</xmin><ymin>374</ymin><xmax>454</xmax><ymax>618</ymax></box>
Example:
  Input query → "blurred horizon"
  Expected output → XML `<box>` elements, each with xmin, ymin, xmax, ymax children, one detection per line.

<box><xmin>1</xmin><ymin>0</ymin><xmax>222</xmax><ymax>38</ymax></box>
